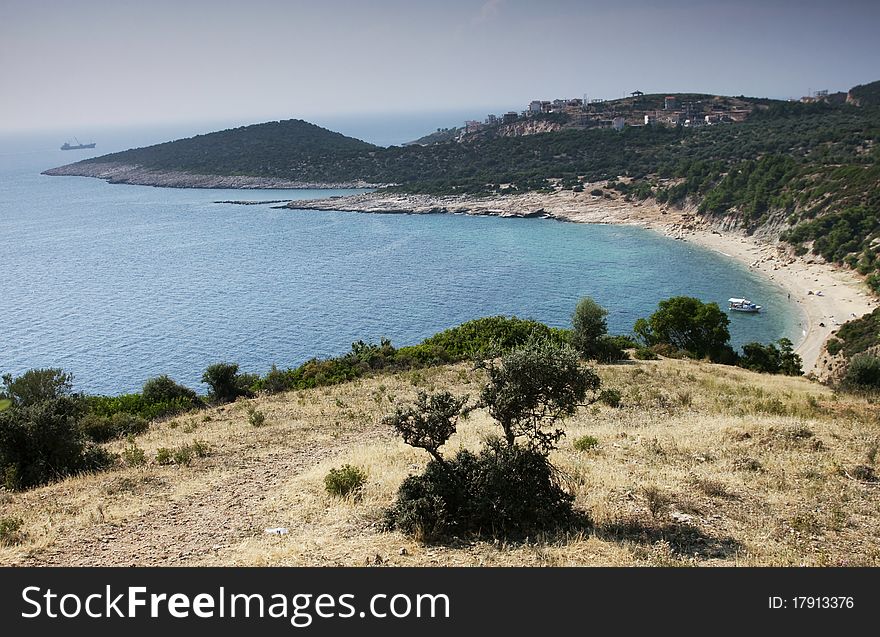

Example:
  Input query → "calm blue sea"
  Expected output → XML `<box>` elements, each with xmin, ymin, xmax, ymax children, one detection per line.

<box><xmin>0</xmin><ymin>121</ymin><xmax>803</xmax><ymax>394</ymax></box>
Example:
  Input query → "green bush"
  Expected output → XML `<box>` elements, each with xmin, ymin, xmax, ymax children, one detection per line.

<box><xmin>1</xmin><ymin>369</ymin><xmax>73</xmax><ymax>408</ymax></box>
<box><xmin>121</xmin><ymin>438</ymin><xmax>147</xmax><ymax>467</ymax></box>
<box><xmin>247</xmin><ymin>405</ymin><xmax>267</xmax><ymax>427</ymax></box>
<box><xmin>0</xmin><ymin>517</ymin><xmax>25</xmax><ymax>546</ymax></box>
<box><xmin>594</xmin><ymin>335</ymin><xmax>629</xmax><ymax>363</ymax></box>
<box><xmin>260</xmin><ymin>364</ymin><xmax>291</xmax><ymax>394</ymax></box>
<box><xmin>0</xmin><ymin>371</ymin><xmax>115</xmax><ymax>490</ymax></box>
<box><xmin>421</xmin><ymin>316</ymin><xmax>565</xmax><ymax>360</ymax></box>
<box><xmin>598</xmin><ymin>389</ymin><xmax>622</xmax><ymax>408</ymax></box>
<box><xmin>155</xmin><ymin>440</ymin><xmax>209</xmax><ymax>466</ymax></box>
<box><xmin>383</xmin><ymin>391</ymin><xmax>468</xmax><ymax>464</ymax></box>
<box><xmin>843</xmin><ymin>354</ymin><xmax>880</xmax><ymax>390</ymax></box>
<box><xmin>324</xmin><ymin>465</ymin><xmax>367</xmax><ymax>498</ymax></box>
<box><xmin>573</xmin><ymin>435</ymin><xmax>599</xmax><ymax>451</ymax></box>
<box><xmin>481</xmin><ymin>336</ymin><xmax>600</xmax><ymax>452</ymax></box>
<box><xmin>385</xmin><ymin>439</ymin><xmax>576</xmax><ymax>541</ymax></box>
<box><xmin>79</xmin><ymin>411</ymin><xmax>149</xmax><ymax>443</ymax></box>
<box><xmin>142</xmin><ymin>375</ymin><xmax>198</xmax><ymax>405</ymax></box>
<box><xmin>202</xmin><ymin>363</ymin><xmax>253</xmax><ymax>403</ymax></box>
<box><xmin>825</xmin><ymin>338</ymin><xmax>843</xmax><ymax>356</ymax></box>
<box><xmin>386</xmin><ymin>336</ymin><xmax>594</xmax><ymax>541</ymax></box>
<box><xmin>634</xmin><ymin>347</ymin><xmax>659</xmax><ymax>360</ymax></box>
<box><xmin>738</xmin><ymin>338</ymin><xmax>802</xmax><ymax>376</ymax></box>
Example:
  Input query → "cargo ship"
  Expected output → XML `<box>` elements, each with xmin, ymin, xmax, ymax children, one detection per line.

<box><xmin>61</xmin><ymin>138</ymin><xmax>96</xmax><ymax>150</ymax></box>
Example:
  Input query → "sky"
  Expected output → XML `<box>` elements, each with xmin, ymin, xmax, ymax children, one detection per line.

<box><xmin>2</xmin><ymin>0</ymin><xmax>879</xmax><ymax>134</ymax></box>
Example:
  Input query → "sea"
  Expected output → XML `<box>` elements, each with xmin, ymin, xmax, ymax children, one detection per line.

<box><xmin>0</xmin><ymin>113</ymin><xmax>803</xmax><ymax>395</ymax></box>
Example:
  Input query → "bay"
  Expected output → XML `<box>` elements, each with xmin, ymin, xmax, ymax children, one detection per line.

<box><xmin>0</xmin><ymin>127</ymin><xmax>802</xmax><ymax>394</ymax></box>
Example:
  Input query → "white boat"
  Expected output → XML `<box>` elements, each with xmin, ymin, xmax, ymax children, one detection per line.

<box><xmin>728</xmin><ymin>298</ymin><xmax>762</xmax><ymax>313</ymax></box>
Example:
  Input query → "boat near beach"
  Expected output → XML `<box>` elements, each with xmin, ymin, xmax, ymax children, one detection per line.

<box><xmin>728</xmin><ymin>298</ymin><xmax>762</xmax><ymax>313</ymax></box>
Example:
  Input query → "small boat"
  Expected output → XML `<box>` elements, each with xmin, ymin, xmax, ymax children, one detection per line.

<box><xmin>728</xmin><ymin>298</ymin><xmax>762</xmax><ymax>313</ymax></box>
<box><xmin>61</xmin><ymin>138</ymin><xmax>96</xmax><ymax>151</ymax></box>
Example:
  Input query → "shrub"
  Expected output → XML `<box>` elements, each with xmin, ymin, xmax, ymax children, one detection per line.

<box><xmin>598</xmin><ymin>389</ymin><xmax>622</xmax><ymax>408</ymax></box>
<box><xmin>120</xmin><ymin>438</ymin><xmax>147</xmax><ymax>467</ymax></box>
<box><xmin>594</xmin><ymin>335</ymin><xmax>629</xmax><ymax>363</ymax></box>
<box><xmin>420</xmin><ymin>316</ymin><xmax>565</xmax><ymax>360</ymax></box>
<box><xmin>738</xmin><ymin>338</ymin><xmax>802</xmax><ymax>376</ymax></box>
<box><xmin>260</xmin><ymin>364</ymin><xmax>291</xmax><ymax>394</ymax></box>
<box><xmin>190</xmin><ymin>440</ymin><xmax>210</xmax><ymax>457</ymax></box>
<box><xmin>79</xmin><ymin>412</ymin><xmax>149</xmax><ymax>443</ymax></box>
<box><xmin>571</xmin><ymin>297</ymin><xmax>608</xmax><ymax>359</ymax></box>
<box><xmin>385</xmin><ymin>440</ymin><xmax>576</xmax><ymax>541</ymax></box>
<box><xmin>0</xmin><ymin>517</ymin><xmax>25</xmax><ymax>546</ymax></box>
<box><xmin>1</xmin><ymin>369</ymin><xmax>73</xmax><ymax>408</ymax></box>
<box><xmin>0</xmin><ymin>373</ymin><xmax>114</xmax><ymax>490</ymax></box>
<box><xmin>142</xmin><ymin>375</ymin><xmax>198</xmax><ymax>405</ymax></box>
<box><xmin>201</xmin><ymin>363</ymin><xmax>253</xmax><ymax>403</ymax></box>
<box><xmin>634</xmin><ymin>347</ymin><xmax>659</xmax><ymax>360</ymax></box>
<box><xmin>825</xmin><ymin>338</ymin><xmax>843</xmax><ymax>356</ymax></box>
<box><xmin>155</xmin><ymin>441</ymin><xmax>208</xmax><ymax>466</ymax></box>
<box><xmin>573</xmin><ymin>435</ymin><xmax>599</xmax><ymax>451</ymax></box>
<box><xmin>642</xmin><ymin>485</ymin><xmax>671</xmax><ymax>519</ymax></box>
<box><xmin>387</xmin><ymin>336</ymin><xmax>595</xmax><ymax>541</ymax></box>
<box><xmin>173</xmin><ymin>446</ymin><xmax>193</xmax><ymax>465</ymax></box>
<box><xmin>246</xmin><ymin>405</ymin><xmax>267</xmax><ymax>427</ymax></box>
<box><xmin>843</xmin><ymin>354</ymin><xmax>880</xmax><ymax>390</ymax></box>
<box><xmin>324</xmin><ymin>465</ymin><xmax>367</xmax><ymax>498</ymax></box>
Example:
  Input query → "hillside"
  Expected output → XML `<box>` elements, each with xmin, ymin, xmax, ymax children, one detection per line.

<box><xmin>45</xmin><ymin>82</ymin><xmax>880</xmax><ymax>298</ymax></box>
<box><xmin>2</xmin><ymin>358</ymin><xmax>879</xmax><ymax>567</ymax></box>
<box><xmin>44</xmin><ymin>119</ymin><xmax>382</xmax><ymax>186</ymax></box>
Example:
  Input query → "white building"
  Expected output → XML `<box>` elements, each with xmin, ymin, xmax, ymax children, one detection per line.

<box><xmin>612</xmin><ymin>117</ymin><xmax>626</xmax><ymax>131</ymax></box>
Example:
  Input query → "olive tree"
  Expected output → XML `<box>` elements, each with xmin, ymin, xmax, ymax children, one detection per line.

<box><xmin>480</xmin><ymin>336</ymin><xmax>600</xmax><ymax>453</ymax></box>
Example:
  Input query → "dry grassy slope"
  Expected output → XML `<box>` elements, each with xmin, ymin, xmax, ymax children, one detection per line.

<box><xmin>2</xmin><ymin>359</ymin><xmax>879</xmax><ymax>567</ymax></box>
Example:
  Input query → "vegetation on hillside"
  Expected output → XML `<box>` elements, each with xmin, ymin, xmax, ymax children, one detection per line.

<box><xmin>64</xmin><ymin>82</ymin><xmax>880</xmax><ymax>295</ymax></box>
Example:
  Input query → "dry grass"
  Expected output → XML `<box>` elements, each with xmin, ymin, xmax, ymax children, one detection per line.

<box><xmin>1</xmin><ymin>359</ymin><xmax>879</xmax><ymax>567</ymax></box>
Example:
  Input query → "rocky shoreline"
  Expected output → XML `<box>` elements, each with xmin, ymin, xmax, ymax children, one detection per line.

<box><xmin>42</xmin><ymin>162</ymin><xmax>385</xmax><ymax>190</ymax></box>
<box><xmin>285</xmin><ymin>189</ymin><xmax>877</xmax><ymax>376</ymax></box>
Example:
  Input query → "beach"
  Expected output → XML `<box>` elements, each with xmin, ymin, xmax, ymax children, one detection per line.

<box><xmin>288</xmin><ymin>188</ymin><xmax>878</xmax><ymax>375</ymax></box>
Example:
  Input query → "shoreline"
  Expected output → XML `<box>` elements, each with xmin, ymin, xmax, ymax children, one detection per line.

<box><xmin>286</xmin><ymin>189</ymin><xmax>878</xmax><ymax>375</ymax></box>
<box><xmin>42</xmin><ymin>162</ymin><xmax>386</xmax><ymax>190</ymax></box>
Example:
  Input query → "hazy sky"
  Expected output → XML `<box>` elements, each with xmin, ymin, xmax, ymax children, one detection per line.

<box><xmin>2</xmin><ymin>0</ymin><xmax>879</xmax><ymax>133</ymax></box>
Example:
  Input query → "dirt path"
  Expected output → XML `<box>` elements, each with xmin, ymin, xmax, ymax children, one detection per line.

<box><xmin>20</xmin><ymin>430</ymin><xmax>381</xmax><ymax>567</ymax></box>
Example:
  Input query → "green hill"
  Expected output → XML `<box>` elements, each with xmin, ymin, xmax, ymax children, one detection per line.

<box><xmin>76</xmin><ymin>119</ymin><xmax>378</xmax><ymax>182</ymax></box>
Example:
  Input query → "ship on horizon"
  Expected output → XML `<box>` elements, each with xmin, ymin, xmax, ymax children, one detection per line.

<box><xmin>61</xmin><ymin>138</ymin><xmax>96</xmax><ymax>151</ymax></box>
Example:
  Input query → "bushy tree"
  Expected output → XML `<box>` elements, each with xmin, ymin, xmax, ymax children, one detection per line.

<box><xmin>843</xmin><ymin>353</ymin><xmax>880</xmax><ymax>390</ymax></box>
<box><xmin>571</xmin><ymin>297</ymin><xmax>608</xmax><ymax>359</ymax></box>
<box><xmin>739</xmin><ymin>338</ymin><xmax>802</xmax><ymax>376</ymax></box>
<box><xmin>142</xmin><ymin>375</ymin><xmax>198</xmax><ymax>404</ymax></box>
<box><xmin>481</xmin><ymin>336</ymin><xmax>600</xmax><ymax>453</ymax></box>
<box><xmin>1</xmin><ymin>369</ymin><xmax>74</xmax><ymax>408</ymax></box>
<box><xmin>0</xmin><ymin>370</ymin><xmax>112</xmax><ymax>490</ymax></box>
<box><xmin>635</xmin><ymin>296</ymin><xmax>732</xmax><ymax>362</ymax></box>
<box><xmin>201</xmin><ymin>363</ymin><xmax>253</xmax><ymax>403</ymax></box>
<box><xmin>383</xmin><ymin>391</ymin><xmax>468</xmax><ymax>465</ymax></box>
<box><xmin>386</xmin><ymin>337</ymin><xmax>597</xmax><ymax>540</ymax></box>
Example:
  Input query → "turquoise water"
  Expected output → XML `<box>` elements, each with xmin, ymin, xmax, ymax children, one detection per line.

<box><xmin>0</xmin><ymin>130</ymin><xmax>802</xmax><ymax>394</ymax></box>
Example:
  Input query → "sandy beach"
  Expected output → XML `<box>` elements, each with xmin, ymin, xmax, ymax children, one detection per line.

<box><xmin>288</xmin><ymin>188</ymin><xmax>878</xmax><ymax>375</ymax></box>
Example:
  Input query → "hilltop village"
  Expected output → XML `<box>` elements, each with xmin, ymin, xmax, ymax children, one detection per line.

<box><xmin>411</xmin><ymin>87</ymin><xmax>848</xmax><ymax>145</ymax></box>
